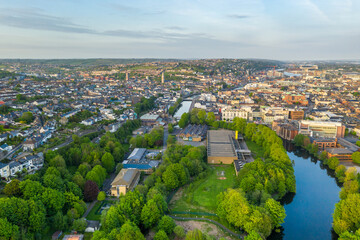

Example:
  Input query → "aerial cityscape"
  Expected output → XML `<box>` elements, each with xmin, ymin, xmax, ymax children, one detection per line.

<box><xmin>0</xmin><ymin>1</ymin><xmax>360</xmax><ymax>240</ymax></box>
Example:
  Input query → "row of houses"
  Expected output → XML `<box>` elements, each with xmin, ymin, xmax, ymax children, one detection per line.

<box><xmin>0</xmin><ymin>153</ymin><xmax>44</xmax><ymax>180</ymax></box>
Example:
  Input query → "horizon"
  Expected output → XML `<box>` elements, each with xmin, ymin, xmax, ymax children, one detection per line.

<box><xmin>0</xmin><ymin>0</ymin><xmax>359</xmax><ymax>60</ymax></box>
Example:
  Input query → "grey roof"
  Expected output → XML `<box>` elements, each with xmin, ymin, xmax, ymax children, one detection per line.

<box><xmin>140</xmin><ymin>113</ymin><xmax>159</xmax><ymax>121</ymax></box>
<box><xmin>326</xmin><ymin>148</ymin><xmax>353</xmax><ymax>154</ymax></box>
<box><xmin>207</xmin><ymin>130</ymin><xmax>237</xmax><ymax>158</ymax></box>
<box><xmin>111</xmin><ymin>168</ymin><xmax>139</xmax><ymax>186</ymax></box>
<box><xmin>128</xmin><ymin>148</ymin><xmax>147</xmax><ymax>161</ymax></box>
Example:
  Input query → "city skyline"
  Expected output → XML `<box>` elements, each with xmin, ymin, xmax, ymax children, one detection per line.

<box><xmin>0</xmin><ymin>0</ymin><xmax>359</xmax><ymax>60</ymax></box>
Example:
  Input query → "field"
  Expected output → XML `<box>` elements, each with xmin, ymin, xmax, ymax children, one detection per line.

<box><xmin>245</xmin><ymin>140</ymin><xmax>265</xmax><ymax>159</ymax></box>
<box><xmin>170</xmin><ymin>165</ymin><xmax>236</xmax><ymax>213</ymax></box>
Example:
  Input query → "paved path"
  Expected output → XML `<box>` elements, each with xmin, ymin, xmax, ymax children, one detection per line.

<box><xmin>83</xmin><ymin>200</ymin><xmax>97</xmax><ymax>218</ymax></box>
<box><xmin>168</xmin><ymin>215</ymin><xmax>243</xmax><ymax>239</ymax></box>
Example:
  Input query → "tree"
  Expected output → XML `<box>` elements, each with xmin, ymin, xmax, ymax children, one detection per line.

<box><xmin>264</xmin><ymin>198</ymin><xmax>286</xmax><ymax>227</ymax></box>
<box><xmin>217</xmin><ymin>189</ymin><xmax>251</xmax><ymax>229</ymax></box>
<box><xmin>185</xmin><ymin>229</ymin><xmax>204</xmax><ymax>240</ymax></box>
<box><xmin>19</xmin><ymin>180</ymin><xmax>44</xmax><ymax>200</ymax></box>
<box><xmin>206</xmin><ymin>112</ymin><xmax>216</xmax><ymax>125</ymax></box>
<box><xmin>101</xmin><ymin>152</ymin><xmax>115</xmax><ymax>173</ymax></box>
<box><xmin>328</xmin><ymin>157</ymin><xmax>339</xmax><ymax>170</ymax></box>
<box><xmin>154</xmin><ymin>230</ymin><xmax>169</xmax><ymax>240</ymax></box>
<box><xmin>141</xmin><ymin>199</ymin><xmax>162</xmax><ymax>229</ymax></box>
<box><xmin>49</xmin><ymin>155</ymin><xmax>66</xmax><ymax>168</ymax></box>
<box><xmin>0</xmin><ymin>218</ymin><xmax>20</xmax><ymax>240</ymax></box>
<box><xmin>351</xmin><ymin>152</ymin><xmax>360</xmax><ymax>164</ymax></box>
<box><xmin>97</xmin><ymin>191</ymin><xmax>106</xmax><ymax>201</ymax></box>
<box><xmin>168</xmin><ymin>124</ymin><xmax>174</xmax><ymax>133</ymax></box>
<box><xmin>245</xmin><ymin>230</ymin><xmax>262</xmax><ymax>240</ymax></box>
<box><xmin>118</xmin><ymin>221</ymin><xmax>145</xmax><ymax>240</ymax></box>
<box><xmin>20</xmin><ymin>112</ymin><xmax>34</xmax><ymax>124</ymax></box>
<box><xmin>174</xmin><ymin>225</ymin><xmax>186</xmax><ymax>239</ymax></box>
<box><xmin>116</xmin><ymin>163</ymin><xmax>123</xmax><ymax>174</ymax></box>
<box><xmin>72</xmin><ymin>218</ymin><xmax>87</xmax><ymax>232</ymax></box>
<box><xmin>158</xmin><ymin>215</ymin><xmax>176</xmax><ymax>235</ymax></box>
<box><xmin>28</xmin><ymin>200</ymin><xmax>46</xmax><ymax>232</ymax></box>
<box><xmin>84</xmin><ymin>180</ymin><xmax>99</xmax><ymax>202</ymax></box>
<box><xmin>4</xmin><ymin>179</ymin><xmax>21</xmax><ymax>197</ymax></box>
<box><xmin>333</xmin><ymin>193</ymin><xmax>360</xmax><ymax>235</ymax></box>
<box><xmin>41</xmin><ymin>188</ymin><xmax>65</xmax><ymax>216</ymax></box>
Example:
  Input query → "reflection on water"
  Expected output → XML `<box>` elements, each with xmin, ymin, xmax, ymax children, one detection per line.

<box><xmin>268</xmin><ymin>141</ymin><xmax>341</xmax><ymax>240</ymax></box>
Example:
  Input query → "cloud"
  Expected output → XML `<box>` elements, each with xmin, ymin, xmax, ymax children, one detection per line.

<box><xmin>0</xmin><ymin>8</ymin><xmax>95</xmax><ymax>34</ymax></box>
<box><xmin>227</xmin><ymin>14</ymin><xmax>251</xmax><ymax>19</ymax></box>
<box><xmin>165</xmin><ymin>26</ymin><xmax>186</xmax><ymax>31</ymax></box>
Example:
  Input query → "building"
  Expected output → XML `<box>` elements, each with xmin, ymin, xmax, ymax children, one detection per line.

<box><xmin>337</xmin><ymin>138</ymin><xmax>360</xmax><ymax>152</ymax></box>
<box><xmin>161</xmin><ymin>71</ymin><xmax>165</xmax><ymax>84</ymax></box>
<box><xmin>110</xmin><ymin>168</ymin><xmax>141</xmax><ymax>197</ymax></box>
<box><xmin>62</xmin><ymin>235</ymin><xmax>84</xmax><ymax>240</ymax></box>
<box><xmin>289</xmin><ymin>110</ymin><xmax>304</xmax><ymax>120</ymax></box>
<box><xmin>283</xmin><ymin>94</ymin><xmax>308</xmax><ymax>106</ymax></box>
<box><xmin>313</xmin><ymin>139</ymin><xmax>337</xmax><ymax>150</ymax></box>
<box><xmin>140</xmin><ymin>113</ymin><xmax>160</xmax><ymax>126</ymax></box>
<box><xmin>272</xmin><ymin>122</ymin><xmax>298</xmax><ymax>141</ymax></box>
<box><xmin>222</xmin><ymin>108</ymin><xmax>251</xmax><ymax>121</ymax></box>
<box><xmin>207</xmin><ymin>130</ymin><xmax>238</xmax><ymax>164</ymax></box>
<box><xmin>326</xmin><ymin>148</ymin><xmax>353</xmax><ymax>161</ymax></box>
<box><xmin>176</xmin><ymin>124</ymin><xmax>207</xmax><ymax>142</ymax></box>
<box><xmin>299</xmin><ymin>120</ymin><xmax>346</xmax><ymax>139</ymax></box>
<box><xmin>0</xmin><ymin>162</ymin><xmax>10</xmax><ymax>179</ymax></box>
<box><xmin>122</xmin><ymin>148</ymin><xmax>160</xmax><ymax>174</ymax></box>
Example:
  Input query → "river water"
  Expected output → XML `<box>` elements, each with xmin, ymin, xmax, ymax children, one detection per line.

<box><xmin>269</xmin><ymin>141</ymin><xmax>341</xmax><ymax>240</ymax></box>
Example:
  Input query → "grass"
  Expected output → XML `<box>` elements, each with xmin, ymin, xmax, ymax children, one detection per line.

<box><xmin>86</xmin><ymin>200</ymin><xmax>116</xmax><ymax>221</ymax></box>
<box><xmin>170</xmin><ymin>165</ymin><xmax>236</xmax><ymax>213</ymax></box>
<box><xmin>245</xmin><ymin>139</ymin><xmax>265</xmax><ymax>158</ymax></box>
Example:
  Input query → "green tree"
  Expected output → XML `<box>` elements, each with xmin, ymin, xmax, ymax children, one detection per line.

<box><xmin>97</xmin><ymin>191</ymin><xmax>106</xmax><ymax>201</ymax></box>
<box><xmin>19</xmin><ymin>180</ymin><xmax>44</xmax><ymax>200</ymax></box>
<box><xmin>336</xmin><ymin>165</ymin><xmax>347</xmax><ymax>182</ymax></box>
<box><xmin>351</xmin><ymin>152</ymin><xmax>360</xmax><ymax>164</ymax></box>
<box><xmin>333</xmin><ymin>193</ymin><xmax>360</xmax><ymax>235</ymax></box>
<box><xmin>72</xmin><ymin>218</ymin><xmax>87</xmax><ymax>232</ymax></box>
<box><xmin>264</xmin><ymin>198</ymin><xmax>286</xmax><ymax>227</ymax></box>
<box><xmin>158</xmin><ymin>215</ymin><xmax>176</xmax><ymax>235</ymax></box>
<box><xmin>154</xmin><ymin>230</ymin><xmax>169</xmax><ymax>240</ymax></box>
<box><xmin>41</xmin><ymin>188</ymin><xmax>65</xmax><ymax>215</ymax></box>
<box><xmin>174</xmin><ymin>225</ymin><xmax>186</xmax><ymax>239</ymax></box>
<box><xmin>28</xmin><ymin>200</ymin><xmax>46</xmax><ymax>232</ymax></box>
<box><xmin>141</xmin><ymin>199</ymin><xmax>162</xmax><ymax>229</ymax></box>
<box><xmin>168</xmin><ymin>124</ymin><xmax>174</xmax><ymax>133</ymax></box>
<box><xmin>20</xmin><ymin>112</ymin><xmax>34</xmax><ymax>124</ymax></box>
<box><xmin>0</xmin><ymin>217</ymin><xmax>20</xmax><ymax>240</ymax></box>
<box><xmin>339</xmin><ymin>180</ymin><xmax>359</xmax><ymax>200</ymax></box>
<box><xmin>49</xmin><ymin>155</ymin><xmax>66</xmax><ymax>168</ymax></box>
<box><xmin>327</xmin><ymin>157</ymin><xmax>339</xmax><ymax>170</ymax></box>
<box><xmin>118</xmin><ymin>221</ymin><xmax>145</xmax><ymax>240</ymax></box>
<box><xmin>245</xmin><ymin>230</ymin><xmax>262</xmax><ymax>240</ymax></box>
<box><xmin>206</xmin><ymin>112</ymin><xmax>216</xmax><ymax>125</ymax></box>
<box><xmin>101</xmin><ymin>152</ymin><xmax>115</xmax><ymax>173</ymax></box>
<box><xmin>4</xmin><ymin>179</ymin><xmax>21</xmax><ymax>197</ymax></box>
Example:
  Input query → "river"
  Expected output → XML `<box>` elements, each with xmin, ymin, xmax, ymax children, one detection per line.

<box><xmin>269</xmin><ymin>141</ymin><xmax>341</xmax><ymax>240</ymax></box>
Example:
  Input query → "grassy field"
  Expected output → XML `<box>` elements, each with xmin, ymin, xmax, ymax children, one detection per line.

<box><xmin>170</xmin><ymin>165</ymin><xmax>236</xmax><ymax>213</ymax></box>
<box><xmin>245</xmin><ymin>140</ymin><xmax>265</xmax><ymax>159</ymax></box>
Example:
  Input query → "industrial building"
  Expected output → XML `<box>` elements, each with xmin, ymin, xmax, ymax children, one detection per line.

<box><xmin>176</xmin><ymin>124</ymin><xmax>207</xmax><ymax>141</ymax></box>
<box><xmin>122</xmin><ymin>148</ymin><xmax>160</xmax><ymax>174</ymax></box>
<box><xmin>110</xmin><ymin>168</ymin><xmax>140</xmax><ymax>197</ymax></box>
<box><xmin>207</xmin><ymin>130</ymin><xmax>252</xmax><ymax>174</ymax></box>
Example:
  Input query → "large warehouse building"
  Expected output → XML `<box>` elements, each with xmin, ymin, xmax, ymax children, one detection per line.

<box><xmin>207</xmin><ymin>130</ymin><xmax>239</xmax><ymax>164</ymax></box>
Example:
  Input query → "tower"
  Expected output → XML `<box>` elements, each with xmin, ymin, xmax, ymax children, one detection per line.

<box><xmin>125</xmin><ymin>72</ymin><xmax>129</xmax><ymax>81</ymax></box>
<box><xmin>161</xmin><ymin>71</ymin><xmax>165</xmax><ymax>84</ymax></box>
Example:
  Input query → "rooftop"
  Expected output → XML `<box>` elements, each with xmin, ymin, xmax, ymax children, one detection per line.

<box><xmin>207</xmin><ymin>130</ymin><xmax>237</xmax><ymax>158</ymax></box>
<box><xmin>111</xmin><ymin>168</ymin><xmax>140</xmax><ymax>186</ymax></box>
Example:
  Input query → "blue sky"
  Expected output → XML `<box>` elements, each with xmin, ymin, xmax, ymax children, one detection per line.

<box><xmin>0</xmin><ymin>0</ymin><xmax>359</xmax><ymax>60</ymax></box>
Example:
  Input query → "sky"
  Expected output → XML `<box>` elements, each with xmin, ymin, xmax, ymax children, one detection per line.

<box><xmin>0</xmin><ymin>0</ymin><xmax>359</xmax><ymax>60</ymax></box>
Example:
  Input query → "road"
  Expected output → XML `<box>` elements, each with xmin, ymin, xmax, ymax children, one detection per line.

<box><xmin>50</xmin><ymin>128</ymin><xmax>100</xmax><ymax>151</ymax></box>
<box><xmin>0</xmin><ymin>144</ymin><xmax>22</xmax><ymax>161</ymax></box>
<box><xmin>168</xmin><ymin>215</ymin><xmax>243</xmax><ymax>239</ymax></box>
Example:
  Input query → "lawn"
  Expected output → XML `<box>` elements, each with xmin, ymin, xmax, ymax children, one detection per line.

<box><xmin>245</xmin><ymin>140</ymin><xmax>265</xmax><ymax>159</ymax></box>
<box><xmin>86</xmin><ymin>200</ymin><xmax>116</xmax><ymax>221</ymax></box>
<box><xmin>170</xmin><ymin>165</ymin><xmax>236</xmax><ymax>213</ymax></box>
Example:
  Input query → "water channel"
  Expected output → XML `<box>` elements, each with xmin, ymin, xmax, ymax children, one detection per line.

<box><xmin>269</xmin><ymin>141</ymin><xmax>341</xmax><ymax>240</ymax></box>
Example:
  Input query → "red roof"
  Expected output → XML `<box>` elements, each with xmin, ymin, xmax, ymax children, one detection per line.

<box><xmin>0</xmin><ymin>101</ymin><xmax>5</xmax><ymax>105</ymax></box>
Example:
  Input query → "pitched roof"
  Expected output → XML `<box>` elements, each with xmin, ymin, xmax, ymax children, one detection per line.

<box><xmin>111</xmin><ymin>168</ymin><xmax>139</xmax><ymax>186</ymax></box>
